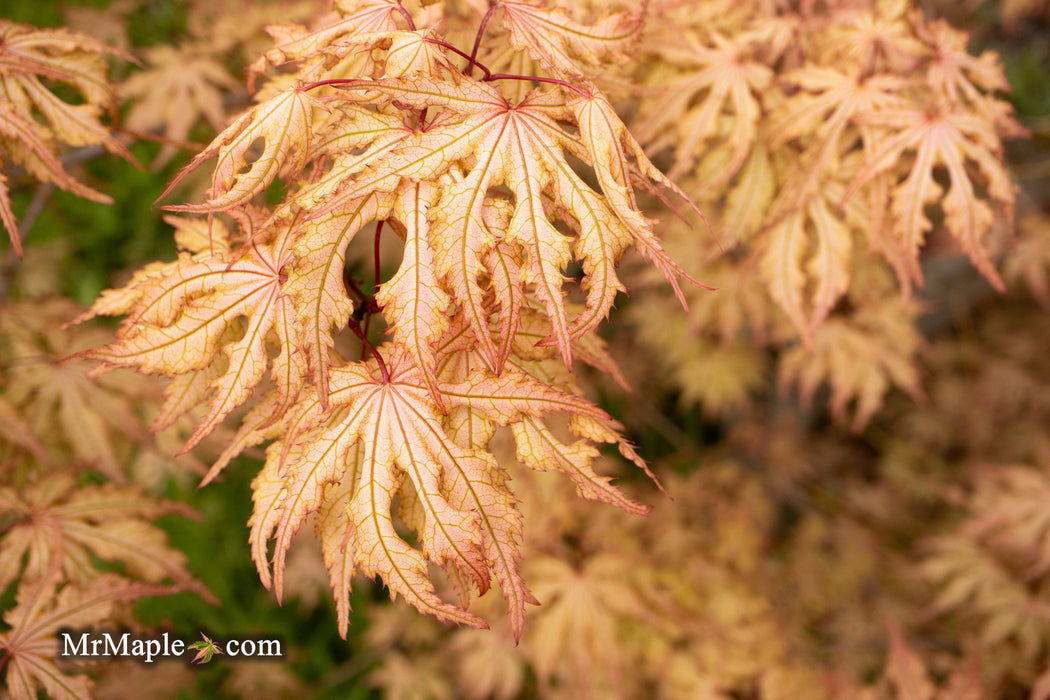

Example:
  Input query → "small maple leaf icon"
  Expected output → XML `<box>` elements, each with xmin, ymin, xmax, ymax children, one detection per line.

<box><xmin>187</xmin><ymin>633</ymin><xmax>224</xmax><ymax>664</ymax></box>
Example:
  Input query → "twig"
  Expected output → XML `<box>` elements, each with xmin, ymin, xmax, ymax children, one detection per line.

<box><xmin>393</xmin><ymin>1</ymin><xmax>416</xmax><ymax>31</ymax></box>
<box><xmin>0</xmin><ymin>183</ymin><xmax>54</xmax><ymax>303</ymax></box>
<box><xmin>467</xmin><ymin>5</ymin><xmax>499</xmax><ymax>78</ymax></box>
<box><xmin>373</xmin><ymin>220</ymin><xmax>384</xmax><ymax>293</ymax></box>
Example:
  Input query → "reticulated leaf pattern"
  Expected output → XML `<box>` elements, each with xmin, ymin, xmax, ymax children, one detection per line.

<box><xmin>84</xmin><ymin>0</ymin><xmax>693</xmax><ymax>637</ymax></box>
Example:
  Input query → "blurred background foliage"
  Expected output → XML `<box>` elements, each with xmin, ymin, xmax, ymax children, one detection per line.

<box><xmin>1</xmin><ymin>0</ymin><xmax>1049</xmax><ymax>698</ymax></box>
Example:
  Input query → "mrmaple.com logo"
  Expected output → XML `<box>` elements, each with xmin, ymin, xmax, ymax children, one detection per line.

<box><xmin>58</xmin><ymin>630</ymin><xmax>280</xmax><ymax>664</ymax></box>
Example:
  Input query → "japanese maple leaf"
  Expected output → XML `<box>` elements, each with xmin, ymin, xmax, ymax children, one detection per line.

<box><xmin>187</xmin><ymin>634</ymin><xmax>225</xmax><ymax>664</ymax></box>
<box><xmin>247</xmin><ymin>0</ymin><xmax>404</xmax><ymax>85</ymax></box>
<box><xmin>250</xmin><ymin>345</ymin><xmax>616</xmax><ymax>640</ymax></box>
<box><xmin>85</xmin><ymin>228</ymin><xmax>304</xmax><ymax>450</ymax></box>
<box><xmin>779</xmin><ymin>291</ymin><xmax>923</xmax><ymax>431</ymax></box>
<box><xmin>759</xmin><ymin>179</ymin><xmax>858</xmax><ymax>334</ymax></box>
<box><xmin>634</xmin><ymin>31</ymin><xmax>772</xmax><ymax>184</ymax></box>
<box><xmin>291</xmin><ymin>104</ymin><xmax>416</xmax><ymax>211</ymax></box>
<box><xmin>312</xmin><ymin>76</ymin><xmax>691</xmax><ymax>369</ymax></box>
<box><xmin>159</xmin><ymin>87</ymin><xmax>323</xmax><ymax>213</ymax></box>
<box><xmin>0</xmin><ymin>397</ymin><xmax>48</xmax><ymax>466</ymax></box>
<box><xmin>917</xmin><ymin>16</ymin><xmax>1019</xmax><ymax>122</ymax></box>
<box><xmin>820</xmin><ymin>0</ymin><xmax>925</xmax><ymax>75</ymax></box>
<box><xmin>297</xmin><ymin>29</ymin><xmax>459</xmax><ymax>82</ymax></box>
<box><xmin>525</xmin><ymin>554</ymin><xmax>651</xmax><ymax>695</ymax></box>
<box><xmin>2</xmin><ymin>299</ymin><xmax>159</xmax><ymax>481</ymax></box>
<box><xmin>569</xmin><ymin>91</ymin><xmax>700</xmax><ymax>313</ymax></box>
<box><xmin>881</xmin><ymin>623</ymin><xmax>984</xmax><ymax>700</ymax></box>
<box><xmin>284</xmin><ymin>192</ymin><xmax>393</xmax><ymax>402</ymax></box>
<box><xmin>842</xmin><ymin>101</ymin><xmax>1016</xmax><ymax>289</ymax></box>
<box><xmin>122</xmin><ymin>43</ymin><xmax>241</xmax><ymax>168</ymax></box>
<box><xmin>375</xmin><ymin>181</ymin><xmax>452</xmax><ymax>403</ymax></box>
<box><xmin>0</xmin><ymin>574</ymin><xmax>177</xmax><ymax>700</ymax></box>
<box><xmin>0</xmin><ymin>21</ymin><xmax>134</xmax><ymax>255</ymax></box>
<box><xmin>0</xmin><ymin>22</ymin><xmax>130</xmax><ymax>158</ymax></box>
<box><xmin>765</xmin><ymin>68</ymin><xmax>910</xmax><ymax>225</ymax></box>
<box><xmin>311</xmin><ymin>77</ymin><xmax>578</xmax><ymax>366</ymax></box>
<box><xmin>496</xmin><ymin>0</ymin><xmax>644</xmax><ymax>80</ymax></box>
<box><xmin>0</xmin><ymin>474</ymin><xmax>207</xmax><ymax>598</ymax></box>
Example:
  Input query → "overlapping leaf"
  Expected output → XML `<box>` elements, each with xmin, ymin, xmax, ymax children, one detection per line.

<box><xmin>159</xmin><ymin>87</ymin><xmax>322</xmax><ymax>213</ymax></box>
<box><xmin>0</xmin><ymin>20</ymin><xmax>132</xmax><ymax>255</ymax></box>
<box><xmin>122</xmin><ymin>44</ymin><xmax>240</xmax><ymax>168</ymax></box>
<box><xmin>250</xmin><ymin>345</ymin><xmax>626</xmax><ymax>640</ymax></box>
<box><xmin>81</xmin><ymin>0</ymin><xmax>694</xmax><ymax>637</ymax></box>
<box><xmin>248</xmin><ymin>0</ymin><xmax>404</xmax><ymax>84</ymax></box>
<box><xmin>85</xmin><ymin>225</ymin><xmax>303</xmax><ymax>449</ymax></box>
<box><xmin>0</xmin><ymin>574</ymin><xmax>177</xmax><ymax>700</ymax></box>
<box><xmin>842</xmin><ymin>101</ymin><xmax>1016</xmax><ymax>289</ymax></box>
<box><xmin>497</xmin><ymin>0</ymin><xmax>644</xmax><ymax>79</ymax></box>
<box><xmin>313</xmin><ymin>75</ymin><xmax>690</xmax><ymax>368</ymax></box>
<box><xmin>0</xmin><ymin>474</ymin><xmax>205</xmax><ymax>596</ymax></box>
<box><xmin>634</xmin><ymin>30</ymin><xmax>772</xmax><ymax>183</ymax></box>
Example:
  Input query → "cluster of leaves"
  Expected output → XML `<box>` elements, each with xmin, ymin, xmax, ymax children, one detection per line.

<box><xmin>356</xmin><ymin>424</ymin><xmax>990</xmax><ymax>700</ymax></box>
<box><xmin>113</xmin><ymin>0</ymin><xmax>318</xmax><ymax>169</ymax></box>
<box><xmin>79</xmin><ymin>0</ymin><xmax>696</xmax><ymax>640</ymax></box>
<box><xmin>355</xmin><ymin>282</ymin><xmax>1050</xmax><ymax>699</ymax></box>
<box><xmin>0</xmin><ymin>295</ymin><xmax>211</xmax><ymax>699</ymax></box>
<box><xmin>0</xmin><ymin>16</ymin><xmax>231</xmax><ymax>696</ymax></box>
<box><xmin>0</xmin><ymin>18</ymin><xmax>134</xmax><ymax>256</ymax></box>
<box><xmin>628</xmin><ymin>0</ymin><xmax>1027</xmax><ymax>428</ymax></box>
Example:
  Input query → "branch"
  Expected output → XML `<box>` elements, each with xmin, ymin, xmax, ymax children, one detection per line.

<box><xmin>0</xmin><ymin>183</ymin><xmax>54</xmax><ymax>303</ymax></box>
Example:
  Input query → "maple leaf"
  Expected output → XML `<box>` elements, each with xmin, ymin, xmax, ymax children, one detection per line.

<box><xmin>248</xmin><ymin>340</ymin><xmax>644</xmax><ymax>639</ymax></box>
<box><xmin>311</xmin><ymin>75</ymin><xmax>692</xmax><ymax>368</ymax></box>
<box><xmin>524</xmin><ymin>553</ymin><xmax>651</xmax><ymax>695</ymax></box>
<box><xmin>779</xmin><ymin>285</ymin><xmax>923</xmax><ymax>431</ymax></box>
<box><xmin>496</xmin><ymin>0</ymin><xmax>644</xmax><ymax>80</ymax></box>
<box><xmin>1005</xmin><ymin>212</ymin><xmax>1050</xmax><ymax>306</ymax></box>
<box><xmin>445</xmin><ymin>623</ymin><xmax>527</xmax><ymax>700</ymax></box>
<box><xmin>0</xmin><ymin>474</ymin><xmax>208</xmax><ymax>598</ymax></box>
<box><xmin>917</xmin><ymin>463</ymin><xmax>1050</xmax><ymax>668</ymax></box>
<box><xmin>884</xmin><ymin>623</ymin><xmax>936</xmax><ymax>700</ymax></box>
<box><xmin>842</xmin><ymin>100</ymin><xmax>1016</xmax><ymax>289</ymax></box>
<box><xmin>253</xmin><ymin>364</ymin><xmax>496</xmax><ymax>629</ymax></box>
<box><xmin>122</xmin><ymin>43</ymin><xmax>241</xmax><ymax>168</ymax></box>
<box><xmin>961</xmin><ymin>465</ymin><xmax>1050</xmax><ymax>579</ymax></box>
<box><xmin>1</xmin><ymin>299</ymin><xmax>171</xmax><ymax>480</ymax></box>
<box><xmin>881</xmin><ymin>623</ymin><xmax>984</xmax><ymax>700</ymax></box>
<box><xmin>633</xmin><ymin>30</ymin><xmax>773</xmax><ymax>184</ymax></box>
<box><xmin>0</xmin><ymin>396</ymin><xmax>48</xmax><ymax>467</ymax></box>
<box><xmin>284</xmin><ymin>193</ymin><xmax>393</xmax><ymax>402</ymax></box>
<box><xmin>84</xmin><ymin>227</ymin><xmax>304</xmax><ymax>450</ymax></box>
<box><xmin>0</xmin><ymin>574</ymin><xmax>177</xmax><ymax>700</ymax></box>
<box><xmin>819</xmin><ymin>0</ymin><xmax>926</xmax><ymax>75</ymax></box>
<box><xmin>247</xmin><ymin>0</ymin><xmax>404</xmax><ymax>86</ymax></box>
<box><xmin>375</xmin><ymin>181</ymin><xmax>451</xmax><ymax>402</ymax></box>
<box><xmin>158</xmin><ymin>86</ymin><xmax>323</xmax><ymax>213</ymax></box>
<box><xmin>0</xmin><ymin>20</ymin><xmax>134</xmax><ymax>255</ymax></box>
<box><xmin>759</xmin><ymin>177</ymin><xmax>859</xmax><ymax>334</ymax></box>
<box><xmin>310</xmin><ymin>76</ymin><xmax>579</xmax><ymax>366</ymax></box>
<box><xmin>916</xmin><ymin>15</ymin><xmax>1022</xmax><ymax>129</ymax></box>
<box><xmin>764</xmin><ymin>68</ymin><xmax>910</xmax><ymax>227</ymax></box>
<box><xmin>920</xmin><ymin>534</ymin><xmax>1036</xmax><ymax>648</ymax></box>
<box><xmin>289</xmin><ymin>28</ymin><xmax>459</xmax><ymax>82</ymax></box>
<box><xmin>187</xmin><ymin>633</ymin><xmax>225</xmax><ymax>664</ymax></box>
